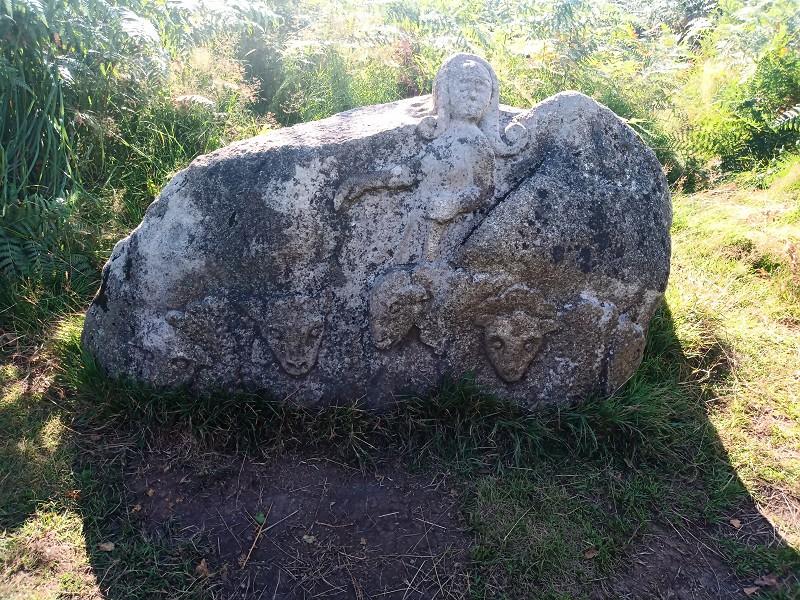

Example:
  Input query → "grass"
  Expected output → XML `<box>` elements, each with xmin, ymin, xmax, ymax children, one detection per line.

<box><xmin>1</xmin><ymin>174</ymin><xmax>799</xmax><ymax>598</ymax></box>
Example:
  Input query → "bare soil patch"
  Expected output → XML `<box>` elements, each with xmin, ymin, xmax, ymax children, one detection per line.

<box><xmin>126</xmin><ymin>447</ymin><xmax>470</xmax><ymax>599</ymax></box>
<box><xmin>594</xmin><ymin>498</ymin><xmax>798</xmax><ymax>600</ymax></box>
<box><xmin>595</xmin><ymin>523</ymin><xmax>744</xmax><ymax>599</ymax></box>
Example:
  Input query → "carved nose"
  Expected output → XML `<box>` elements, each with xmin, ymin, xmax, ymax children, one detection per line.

<box><xmin>286</xmin><ymin>358</ymin><xmax>308</xmax><ymax>370</ymax></box>
<box><xmin>501</xmin><ymin>368</ymin><xmax>524</xmax><ymax>383</ymax></box>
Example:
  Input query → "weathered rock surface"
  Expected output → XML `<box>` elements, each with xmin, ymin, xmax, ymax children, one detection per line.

<box><xmin>83</xmin><ymin>54</ymin><xmax>671</xmax><ymax>410</ymax></box>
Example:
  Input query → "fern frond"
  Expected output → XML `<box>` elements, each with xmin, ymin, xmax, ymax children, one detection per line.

<box><xmin>773</xmin><ymin>103</ymin><xmax>800</xmax><ymax>132</ymax></box>
<box><xmin>0</xmin><ymin>194</ymin><xmax>64</xmax><ymax>277</ymax></box>
<box><xmin>0</xmin><ymin>232</ymin><xmax>27</xmax><ymax>277</ymax></box>
<box><xmin>119</xmin><ymin>9</ymin><xmax>161</xmax><ymax>46</ymax></box>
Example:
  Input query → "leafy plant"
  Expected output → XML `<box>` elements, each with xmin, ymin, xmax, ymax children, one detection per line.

<box><xmin>3</xmin><ymin>0</ymin><xmax>800</xmax><ymax>294</ymax></box>
<box><xmin>0</xmin><ymin>0</ymin><xmax>72</xmax><ymax>276</ymax></box>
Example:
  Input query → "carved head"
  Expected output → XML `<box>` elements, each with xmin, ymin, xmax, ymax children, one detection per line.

<box><xmin>369</xmin><ymin>270</ymin><xmax>431</xmax><ymax>350</ymax></box>
<box><xmin>447</xmin><ymin>58</ymin><xmax>492</xmax><ymax>122</ymax></box>
<box><xmin>256</xmin><ymin>293</ymin><xmax>328</xmax><ymax>376</ymax></box>
<box><xmin>417</xmin><ymin>53</ymin><xmax>528</xmax><ymax>156</ymax></box>
<box><xmin>476</xmin><ymin>310</ymin><xmax>558</xmax><ymax>383</ymax></box>
<box><xmin>473</xmin><ymin>284</ymin><xmax>558</xmax><ymax>383</ymax></box>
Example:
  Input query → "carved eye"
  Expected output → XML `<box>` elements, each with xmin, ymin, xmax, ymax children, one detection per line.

<box><xmin>310</xmin><ymin>325</ymin><xmax>322</xmax><ymax>338</ymax></box>
<box><xmin>524</xmin><ymin>339</ymin><xmax>537</xmax><ymax>352</ymax></box>
<box><xmin>389</xmin><ymin>302</ymin><xmax>403</xmax><ymax>315</ymax></box>
<box><xmin>489</xmin><ymin>336</ymin><xmax>504</xmax><ymax>350</ymax></box>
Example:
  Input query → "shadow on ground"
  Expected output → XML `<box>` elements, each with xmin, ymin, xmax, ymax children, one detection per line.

<box><xmin>1</xmin><ymin>302</ymin><xmax>798</xmax><ymax>599</ymax></box>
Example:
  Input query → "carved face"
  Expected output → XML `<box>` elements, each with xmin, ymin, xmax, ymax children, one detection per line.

<box><xmin>263</xmin><ymin>296</ymin><xmax>326</xmax><ymax>376</ymax></box>
<box><xmin>448</xmin><ymin>60</ymin><xmax>492</xmax><ymax>122</ymax></box>
<box><xmin>480</xmin><ymin>311</ymin><xmax>557</xmax><ymax>383</ymax></box>
<box><xmin>370</xmin><ymin>271</ymin><xmax>430</xmax><ymax>349</ymax></box>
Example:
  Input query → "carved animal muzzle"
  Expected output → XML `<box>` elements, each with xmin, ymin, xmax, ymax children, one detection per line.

<box><xmin>480</xmin><ymin>312</ymin><xmax>557</xmax><ymax>383</ymax></box>
<box><xmin>267</xmin><ymin>320</ymin><xmax>324</xmax><ymax>377</ymax></box>
<box><xmin>369</xmin><ymin>270</ymin><xmax>431</xmax><ymax>349</ymax></box>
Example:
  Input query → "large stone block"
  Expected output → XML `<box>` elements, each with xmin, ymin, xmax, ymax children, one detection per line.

<box><xmin>82</xmin><ymin>53</ymin><xmax>671</xmax><ymax>409</ymax></box>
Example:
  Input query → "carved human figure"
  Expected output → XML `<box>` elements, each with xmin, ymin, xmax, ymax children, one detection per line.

<box><xmin>245</xmin><ymin>293</ymin><xmax>328</xmax><ymax>376</ymax></box>
<box><xmin>476</xmin><ymin>310</ymin><xmax>558</xmax><ymax>383</ymax></box>
<box><xmin>335</xmin><ymin>53</ymin><xmax>527</xmax><ymax>265</ymax></box>
<box><xmin>369</xmin><ymin>269</ymin><xmax>431</xmax><ymax>349</ymax></box>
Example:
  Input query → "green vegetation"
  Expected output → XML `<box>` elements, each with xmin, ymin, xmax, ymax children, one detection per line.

<box><xmin>2</xmin><ymin>0</ymin><xmax>800</xmax><ymax>282</ymax></box>
<box><xmin>1</xmin><ymin>0</ymin><xmax>799</xmax><ymax>598</ymax></box>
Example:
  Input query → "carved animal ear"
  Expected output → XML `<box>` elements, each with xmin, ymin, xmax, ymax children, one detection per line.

<box><xmin>474</xmin><ymin>313</ymin><xmax>493</xmax><ymax>327</ymax></box>
<box><xmin>540</xmin><ymin>319</ymin><xmax>559</xmax><ymax>333</ymax></box>
<box><xmin>398</xmin><ymin>284</ymin><xmax>430</xmax><ymax>303</ymax></box>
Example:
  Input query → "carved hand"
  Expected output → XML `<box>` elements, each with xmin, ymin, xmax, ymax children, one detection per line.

<box><xmin>333</xmin><ymin>177</ymin><xmax>364</xmax><ymax>211</ymax></box>
<box><xmin>428</xmin><ymin>186</ymin><xmax>482</xmax><ymax>223</ymax></box>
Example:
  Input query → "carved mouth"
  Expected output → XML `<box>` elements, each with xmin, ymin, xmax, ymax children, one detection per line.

<box><xmin>492</xmin><ymin>362</ymin><xmax>529</xmax><ymax>383</ymax></box>
<box><xmin>282</xmin><ymin>359</ymin><xmax>311</xmax><ymax>376</ymax></box>
<box><xmin>374</xmin><ymin>337</ymin><xmax>392</xmax><ymax>350</ymax></box>
<box><xmin>500</xmin><ymin>369</ymin><xmax>524</xmax><ymax>383</ymax></box>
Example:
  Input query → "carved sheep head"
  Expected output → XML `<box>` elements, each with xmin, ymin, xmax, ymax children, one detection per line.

<box><xmin>476</xmin><ymin>310</ymin><xmax>558</xmax><ymax>383</ymax></box>
<box><xmin>369</xmin><ymin>270</ymin><xmax>431</xmax><ymax>350</ymax></box>
<box><xmin>249</xmin><ymin>293</ymin><xmax>328</xmax><ymax>377</ymax></box>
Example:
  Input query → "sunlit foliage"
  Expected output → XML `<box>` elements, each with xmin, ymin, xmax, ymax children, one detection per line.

<box><xmin>0</xmin><ymin>0</ymin><xmax>798</xmax><ymax>283</ymax></box>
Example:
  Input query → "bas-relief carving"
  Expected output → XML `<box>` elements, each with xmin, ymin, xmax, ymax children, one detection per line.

<box><xmin>165</xmin><ymin>296</ymin><xmax>236</xmax><ymax>376</ymax></box>
<box><xmin>237</xmin><ymin>56</ymin><xmax>640</xmax><ymax>387</ymax></box>
<box><xmin>369</xmin><ymin>269</ymin><xmax>430</xmax><ymax>350</ymax></box>
<box><xmin>245</xmin><ymin>293</ymin><xmax>329</xmax><ymax>377</ymax></box>
<box><xmin>476</xmin><ymin>310</ymin><xmax>558</xmax><ymax>383</ymax></box>
<box><xmin>335</xmin><ymin>53</ymin><xmax>549</xmax><ymax>383</ymax></box>
<box><xmin>336</xmin><ymin>54</ymin><xmax>527</xmax><ymax>265</ymax></box>
<box><xmin>82</xmin><ymin>50</ymin><xmax>672</xmax><ymax>408</ymax></box>
<box><xmin>474</xmin><ymin>285</ymin><xmax>559</xmax><ymax>383</ymax></box>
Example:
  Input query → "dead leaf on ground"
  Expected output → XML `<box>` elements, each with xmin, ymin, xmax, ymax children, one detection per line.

<box><xmin>754</xmin><ymin>574</ymin><xmax>778</xmax><ymax>587</ymax></box>
<box><xmin>730</xmin><ymin>518</ymin><xmax>742</xmax><ymax>529</ymax></box>
<box><xmin>131</xmin><ymin>503</ymin><xmax>142</xmax><ymax>513</ymax></box>
<box><xmin>146</xmin><ymin>488</ymin><xmax>155</xmax><ymax>497</ymax></box>
<box><xmin>97</xmin><ymin>542</ymin><xmax>115</xmax><ymax>552</ymax></box>
<box><xmin>195</xmin><ymin>558</ymin><xmax>210</xmax><ymax>577</ymax></box>
<box><xmin>744</xmin><ymin>587</ymin><xmax>760</xmax><ymax>596</ymax></box>
<box><xmin>302</xmin><ymin>534</ymin><xmax>317</xmax><ymax>544</ymax></box>
<box><xmin>583</xmin><ymin>548</ymin><xmax>599</xmax><ymax>559</ymax></box>
<box><xmin>65</xmin><ymin>489</ymin><xmax>81</xmax><ymax>500</ymax></box>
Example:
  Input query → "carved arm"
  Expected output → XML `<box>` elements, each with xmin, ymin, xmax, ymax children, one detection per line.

<box><xmin>334</xmin><ymin>163</ymin><xmax>419</xmax><ymax>211</ymax></box>
<box><xmin>428</xmin><ymin>183</ymin><xmax>496</xmax><ymax>223</ymax></box>
<box><xmin>428</xmin><ymin>151</ymin><xmax>495</xmax><ymax>222</ymax></box>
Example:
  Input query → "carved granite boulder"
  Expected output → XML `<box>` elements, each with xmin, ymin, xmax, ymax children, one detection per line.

<box><xmin>82</xmin><ymin>53</ymin><xmax>671</xmax><ymax>409</ymax></box>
